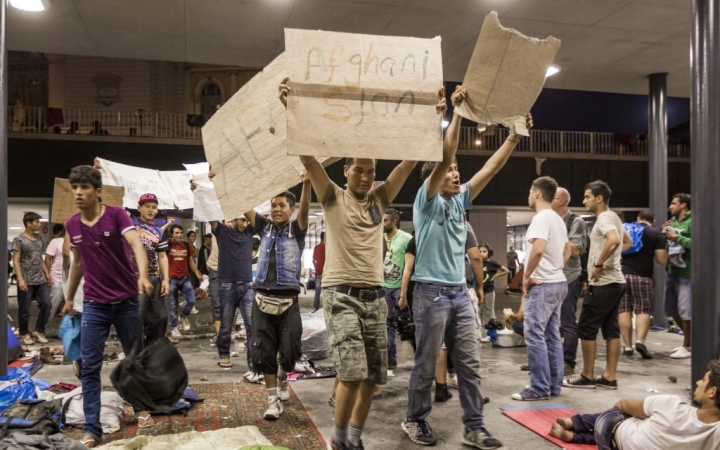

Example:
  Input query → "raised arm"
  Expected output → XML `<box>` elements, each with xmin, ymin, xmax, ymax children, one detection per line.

<box><xmin>426</xmin><ymin>86</ymin><xmax>464</xmax><ymax>201</ymax></box>
<box><xmin>279</xmin><ymin>77</ymin><xmax>333</xmax><ymax>201</ymax></box>
<box><xmin>296</xmin><ymin>171</ymin><xmax>312</xmax><ymax>231</ymax></box>
<box><xmin>469</xmin><ymin>114</ymin><xmax>533</xmax><ymax>200</ymax></box>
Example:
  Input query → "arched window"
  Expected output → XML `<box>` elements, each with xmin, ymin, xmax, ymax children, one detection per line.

<box><xmin>200</xmin><ymin>82</ymin><xmax>221</xmax><ymax>119</ymax></box>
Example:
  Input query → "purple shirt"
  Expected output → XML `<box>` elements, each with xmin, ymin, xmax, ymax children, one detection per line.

<box><xmin>66</xmin><ymin>205</ymin><xmax>138</xmax><ymax>303</ymax></box>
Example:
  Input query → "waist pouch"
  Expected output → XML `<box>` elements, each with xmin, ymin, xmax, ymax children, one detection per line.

<box><xmin>255</xmin><ymin>293</ymin><xmax>294</xmax><ymax>315</ymax></box>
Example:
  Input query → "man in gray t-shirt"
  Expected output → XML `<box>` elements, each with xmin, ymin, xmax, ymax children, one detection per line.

<box><xmin>11</xmin><ymin>212</ymin><xmax>52</xmax><ymax>345</ymax></box>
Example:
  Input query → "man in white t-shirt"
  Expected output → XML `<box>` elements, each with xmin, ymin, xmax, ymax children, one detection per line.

<box><xmin>44</xmin><ymin>224</ymin><xmax>66</xmax><ymax>317</ymax></box>
<box><xmin>511</xmin><ymin>177</ymin><xmax>570</xmax><ymax>401</ymax></box>
<box><xmin>550</xmin><ymin>359</ymin><xmax>720</xmax><ymax>450</ymax></box>
<box><xmin>564</xmin><ymin>180</ymin><xmax>633</xmax><ymax>390</ymax></box>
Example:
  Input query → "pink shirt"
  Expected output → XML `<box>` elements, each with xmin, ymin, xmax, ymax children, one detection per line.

<box><xmin>45</xmin><ymin>237</ymin><xmax>64</xmax><ymax>284</ymax></box>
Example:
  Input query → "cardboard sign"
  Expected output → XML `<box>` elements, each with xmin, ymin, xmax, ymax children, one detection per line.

<box><xmin>284</xmin><ymin>28</ymin><xmax>444</xmax><ymax>161</ymax></box>
<box><xmin>97</xmin><ymin>158</ymin><xmax>175</xmax><ymax>209</ymax></box>
<box><xmin>202</xmin><ymin>53</ymin><xmax>336</xmax><ymax>220</ymax></box>
<box><xmin>159</xmin><ymin>170</ymin><xmax>195</xmax><ymax>210</ymax></box>
<box><xmin>454</xmin><ymin>12</ymin><xmax>560</xmax><ymax>134</ymax></box>
<box><xmin>51</xmin><ymin>178</ymin><xmax>125</xmax><ymax>223</ymax></box>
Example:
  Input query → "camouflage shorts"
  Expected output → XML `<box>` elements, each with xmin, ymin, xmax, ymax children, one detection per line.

<box><xmin>322</xmin><ymin>288</ymin><xmax>388</xmax><ymax>385</ymax></box>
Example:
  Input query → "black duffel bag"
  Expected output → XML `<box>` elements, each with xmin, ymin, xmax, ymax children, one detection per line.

<box><xmin>111</xmin><ymin>336</ymin><xmax>188</xmax><ymax>413</ymax></box>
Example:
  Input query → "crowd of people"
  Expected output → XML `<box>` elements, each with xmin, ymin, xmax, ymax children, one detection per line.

<box><xmin>6</xmin><ymin>79</ymin><xmax>717</xmax><ymax>449</ymax></box>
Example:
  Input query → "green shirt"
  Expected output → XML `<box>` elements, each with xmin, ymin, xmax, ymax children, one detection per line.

<box><xmin>383</xmin><ymin>229</ymin><xmax>413</xmax><ymax>289</ymax></box>
<box><xmin>667</xmin><ymin>211</ymin><xmax>691</xmax><ymax>279</ymax></box>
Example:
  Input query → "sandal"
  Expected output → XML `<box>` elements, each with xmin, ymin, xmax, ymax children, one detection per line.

<box><xmin>218</xmin><ymin>360</ymin><xmax>233</xmax><ymax>369</ymax></box>
<box><xmin>81</xmin><ymin>435</ymin><xmax>98</xmax><ymax>448</ymax></box>
<box><xmin>137</xmin><ymin>412</ymin><xmax>154</xmax><ymax>429</ymax></box>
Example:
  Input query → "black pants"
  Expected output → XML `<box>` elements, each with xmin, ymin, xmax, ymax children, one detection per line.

<box><xmin>251</xmin><ymin>296</ymin><xmax>303</xmax><ymax>374</ymax></box>
<box><xmin>578</xmin><ymin>283</ymin><xmax>626</xmax><ymax>341</ymax></box>
<box><xmin>140</xmin><ymin>277</ymin><xmax>167</xmax><ymax>345</ymax></box>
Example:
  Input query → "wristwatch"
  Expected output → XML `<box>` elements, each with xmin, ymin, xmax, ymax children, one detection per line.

<box><xmin>593</xmin><ymin>261</ymin><xmax>604</xmax><ymax>268</ymax></box>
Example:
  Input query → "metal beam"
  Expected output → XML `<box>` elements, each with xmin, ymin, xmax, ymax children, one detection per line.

<box><xmin>648</xmin><ymin>73</ymin><xmax>668</xmax><ymax>330</ymax></box>
<box><xmin>0</xmin><ymin>0</ymin><xmax>9</xmax><ymax>376</ymax></box>
<box><xmin>691</xmin><ymin>0</ymin><xmax>720</xmax><ymax>384</ymax></box>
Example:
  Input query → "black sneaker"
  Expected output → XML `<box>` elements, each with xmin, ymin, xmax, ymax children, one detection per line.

<box><xmin>435</xmin><ymin>384</ymin><xmax>452</xmax><ymax>403</ymax></box>
<box><xmin>348</xmin><ymin>439</ymin><xmax>364</xmax><ymax>450</ymax></box>
<box><xmin>635</xmin><ymin>342</ymin><xmax>653</xmax><ymax>359</ymax></box>
<box><xmin>463</xmin><ymin>428</ymin><xmax>503</xmax><ymax>449</ymax></box>
<box><xmin>520</xmin><ymin>364</ymin><xmax>529</xmax><ymax>371</ymax></box>
<box><xmin>402</xmin><ymin>420</ymin><xmax>436</xmax><ymax>446</ymax></box>
<box><xmin>594</xmin><ymin>375</ymin><xmax>618</xmax><ymax>390</ymax></box>
<box><xmin>330</xmin><ymin>438</ymin><xmax>348</xmax><ymax>450</ymax></box>
<box><xmin>563</xmin><ymin>374</ymin><xmax>596</xmax><ymax>389</ymax></box>
<box><xmin>623</xmin><ymin>347</ymin><xmax>634</xmax><ymax>356</ymax></box>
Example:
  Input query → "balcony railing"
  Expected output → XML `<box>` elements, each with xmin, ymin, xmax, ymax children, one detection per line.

<box><xmin>459</xmin><ymin>127</ymin><xmax>690</xmax><ymax>159</ymax></box>
<box><xmin>8</xmin><ymin>106</ymin><xmax>203</xmax><ymax>139</ymax></box>
<box><xmin>6</xmin><ymin>106</ymin><xmax>692</xmax><ymax>159</ymax></box>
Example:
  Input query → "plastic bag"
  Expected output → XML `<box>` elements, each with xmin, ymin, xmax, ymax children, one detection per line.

<box><xmin>0</xmin><ymin>368</ymin><xmax>50</xmax><ymax>413</ymax></box>
<box><xmin>300</xmin><ymin>310</ymin><xmax>329</xmax><ymax>361</ymax></box>
<box><xmin>58</xmin><ymin>315</ymin><xmax>81</xmax><ymax>362</ymax></box>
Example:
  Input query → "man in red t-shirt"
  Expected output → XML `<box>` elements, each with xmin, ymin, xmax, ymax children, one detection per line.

<box><xmin>167</xmin><ymin>224</ymin><xmax>202</xmax><ymax>337</ymax></box>
<box><xmin>312</xmin><ymin>232</ymin><xmax>325</xmax><ymax>312</ymax></box>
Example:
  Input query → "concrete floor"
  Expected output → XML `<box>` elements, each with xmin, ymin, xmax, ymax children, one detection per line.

<box><xmin>12</xmin><ymin>290</ymin><xmax>692</xmax><ymax>449</ymax></box>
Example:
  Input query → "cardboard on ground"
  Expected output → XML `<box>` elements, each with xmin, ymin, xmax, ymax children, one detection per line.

<box><xmin>51</xmin><ymin>178</ymin><xmax>124</xmax><ymax>223</ymax></box>
<box><xmin>455</xmin><ymin>11</ymin><xmax>561</xmax><ymax>135</ymax></box>
<box><xmin>202</xmin><ymin>53</ymin><xmax>336</xmax><ymax>220</ymax></box>
<box><xmin>284</xmin><ymin>28</ymin><xmax>444</xmax><ymax>161</ymax></box>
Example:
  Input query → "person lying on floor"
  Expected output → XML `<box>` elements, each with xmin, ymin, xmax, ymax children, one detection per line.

<box><xmin>550</xmin><ymin>359</ymin><xmax>720</xmax><ymax>450</ymax></box>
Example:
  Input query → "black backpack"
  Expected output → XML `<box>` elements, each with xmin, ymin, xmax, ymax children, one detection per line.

<box><xmin>0</xmin><ymin>399</ymin><xmax>62</xmax><ymax>438</ymax></box>
<box><xmin>110</xmin><ymin>336</ymin><xmax>188</xmax><ymax>413</ymax></box>
<box><xmin>564</xmin><ymin>213</ymin><xmax>590</xmax><ymax>283</ymax></box>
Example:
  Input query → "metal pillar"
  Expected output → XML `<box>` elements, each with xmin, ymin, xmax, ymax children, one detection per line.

<box><xmin>691</xmin><ymin>0</ymin><xmax>720</xmax><ymax>384</ymax></box>
<box><xmin>0</xmin><ymin>0</ymin><xmax>9</xmax><ymax>376</ymax></box>
<box><xmin>648</xmin><ymin>73</ymin><xmax>668</xmax><ymax>330</ymax></box>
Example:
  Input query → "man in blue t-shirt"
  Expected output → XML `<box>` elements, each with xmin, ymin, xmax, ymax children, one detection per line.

<box><xmin>403</xmin><ymin>85</ymin><xmax>533</xmax><ymax>450</ymax></box>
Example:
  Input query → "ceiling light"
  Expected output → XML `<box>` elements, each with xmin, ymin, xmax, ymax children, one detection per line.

<box><xmin>9</xmin><ymin>227</ymin><xmax>22</xmax><ymax>230</ymax></box>
<box><xmin>441</xmin><ymin>120</ymin><xmax>449</xmax><ymax>128</ymax></box>
<box><xmin>39</xmin><ymin>219</ymin><xmax>48</xmax><ymax>222</ymax></box>
<box><xmin>308</xmin><ymin>214</ymin><xmax>317</xmax><ymax>219</ymax></box>
<box><xmin>475</xmin><ymin>139</ymin><xmax>481</xmax><ymax>145</ymax></box>
<box><xmin>546</xmin><ymin>65</ymin><xmax>560</xmax><ymax>77</ymax></box>
<box><xmin>9</xmin><ymin>0</ymin><xmax>51</xmax><ymax>12</ymax></box>
<box><xmin>315</xmin><ymin>212</ymin><xmax>323</xmax><ymax>216</ymax></box>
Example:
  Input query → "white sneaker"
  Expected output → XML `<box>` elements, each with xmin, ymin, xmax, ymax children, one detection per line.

<box><xmin>480</xmin><ymin>336</ymin><xmax>491</xmax><ymax>343</ymax></box>
<box><xmin>264</xmin><ymin>396</ymin><xmax>284</xmax><ymax>420</ymax></box>
<box><xmin>190</xmin><ymin>306</ymin><xmax>199</xmax><ymax>315</ymax></box>
<box><xmin>244</xmin><ymin>372</ymin><xmax>265</xmax><ymax>384</ymax></box>
<box><xmin>170</xmin><ymin>328</ymin><xmax>182</xmax><ymax>338</ymax></box>
<box><xmin>387</xmin><ymin>369</ymin><xmax>396</xmax><ymax>378</ymax></box>
<box><xmin>447</xmin><ymin>376</ymin><xmax>458</xmax><ymax>390</ymax></box>
<box><xmin>179</xmin><ymin>300</ymin><xmax>186</xmax><ymax>309</ymax></box>
<box><xmin>670</xmin><ymin>347</ymin><xmax>692</xmax><ymax>359</ymax></box>
<box><xmin>278</xmin><ymin>380</ymin><xmax>291</xmax><ymax>402</ymax></box>
<box><xmin>32</xmin><ymin>332</ymin><xmax>49</xmax><ymax>344</ymax></box>
<box><xmin>180</xmin><ymin>316</ymin><xmax>191</xmax><ymax>331</ymax></box>
<box><xmin>21</xmin><ymin>334</ymin><xmax>35</xmax><ymax>345</ymax></box>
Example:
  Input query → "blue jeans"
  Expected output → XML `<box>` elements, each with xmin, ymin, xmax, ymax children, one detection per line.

<box><xmin>81</xmin><ymin>297</ymin><xmax>141</xmax><ymax>442</ymax></box>
<box><xmin>208</xmin><ymin>269</ymin><xmax>220</xmax><ymax>322</ymax></box>
<box><xmin>218</xmin><ymin>282</ymin><xmax>254</xmax><ymax>367</ymax></box>
<box><xmin>168</xmin><ymin>277</ymin><xmax>196</xmax><ymax>328</ymax></box>
<box><xmin>570</xmin><ymin>407</ymin><xmax>628</xmax><ymax>449</ymax></box>
<box><xmin>17</xmin><ymin>283</ymin><xmax>51</xmax><ymax>336</ymax></box>
<box><xmin>313</xmin><ymin>276</ymin><xmax>322</xmax><ymax>311</ymax></box>
<box><xmin>385</xmin><ymin>287</ymin><xmax>400</xmax><ymax>368</ymax></box>
<box><xmin>560</xmin><ymin>278</ymin><xmax>583</xmax><ymax>368</ymax></box>
<box><xmin>525</xmin><ymin>282</ymin><xmax>567</xmax><ymax>397</ymax></box>
<box><xmin>407</xmin><ymin>283</ymin><xmax>485</xmax><ymax>431</ymax></box>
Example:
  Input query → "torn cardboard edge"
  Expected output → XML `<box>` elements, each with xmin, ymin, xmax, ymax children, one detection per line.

<box><xmin>455</xmin><ymin>11</ymin><xmax>560</xmax><ymax>136</ymax></box>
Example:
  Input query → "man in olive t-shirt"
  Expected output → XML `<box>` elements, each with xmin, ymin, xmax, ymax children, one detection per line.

<box><xmin>383</xmin><ymin>208</ymin><xmax>412</xmax><ymax>371</ymax></box>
